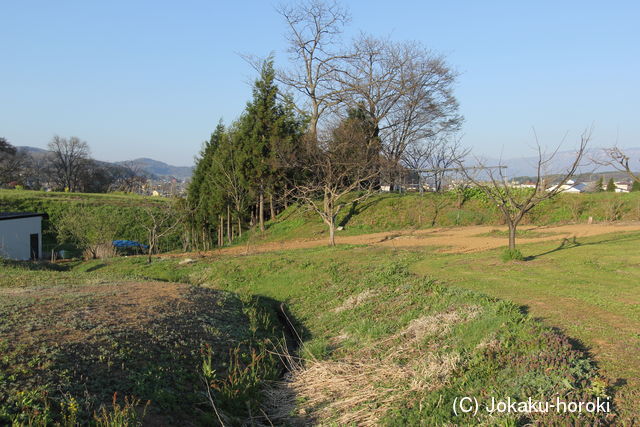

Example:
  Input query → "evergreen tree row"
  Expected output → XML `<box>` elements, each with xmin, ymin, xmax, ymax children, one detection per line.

<box><xmin>186</xmin><ymin>58</ymin><xmax>307</xmax><ymax>249</ymax></box>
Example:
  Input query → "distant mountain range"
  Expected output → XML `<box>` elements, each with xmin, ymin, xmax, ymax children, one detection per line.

<box><xmin>18</xmin><ymin>146</ymin><xmax>193</xmax><ymax>180</ymax></box>
<box><xmin>114</xmin><ymin>158</ymin><xmax>193</xmax><ymax>180</ymax></box>
<box><xmin>17</xmin><ymin>145</ymin><xmax>639</xmax><ymax>182</ymax></box>
<box><xmin>476</xmin><ymin>147</ymin><xmax>640</xmax><ymax>178</ymax></box>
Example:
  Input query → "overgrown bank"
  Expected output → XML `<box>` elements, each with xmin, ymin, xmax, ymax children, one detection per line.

<box><xmin>0</xmin><ymin>189</ymin><xmax>182</xmax><ymax>256</ymax></box>
<box><xmin>249</xmin><ymin>191</ymin><xmax>640</xmax><ymax>243</ymax></box>
<box><xmin>56</xmin><ymin>247</ymin><xmax>613</xmax><ymax>425</ymax></box>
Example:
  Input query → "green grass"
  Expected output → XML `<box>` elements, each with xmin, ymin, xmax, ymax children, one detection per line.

<box><xmin>28</xmin><ymin>247</ymin><xmax>609</xmax><ymax>425</ymax></box>
<box><xmin>3</xmin><ymin>225</ymin><xmax>638</xmax><ymax>423</ymax></box>
<box><xmin>241</xmin><ymin>191</ymin><xmax>640</xmax><ymax>245</ymax></box>
<box><xmin>410</xmin><ymin>231</ymin><xmax>640</xmax><ymax>422</ymax></box>
<box><xmin>0</xmin><ymin>189</ymin><xmax>180</xmax><ymax>255</ymax></box>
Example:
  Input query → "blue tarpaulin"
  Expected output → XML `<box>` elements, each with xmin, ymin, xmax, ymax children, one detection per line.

<box><xmin>112</xmin><ymin>240</ymin><xmax>149</xmax><ymax>249</ymax></box>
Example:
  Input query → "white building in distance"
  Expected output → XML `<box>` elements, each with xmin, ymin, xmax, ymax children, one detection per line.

<box><xmin>545</xmin><ymin>180</ymin><xmax>587</xmax><ymax>193</ymax></box>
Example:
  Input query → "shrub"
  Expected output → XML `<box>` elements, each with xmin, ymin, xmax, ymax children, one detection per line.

<box><xmin>501</xmin><ymin>248</ymin><xmax>524</xmax><ymax>262</ymax></box>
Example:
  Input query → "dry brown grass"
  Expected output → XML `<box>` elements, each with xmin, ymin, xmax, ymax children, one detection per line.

<box><xmin>332</xmin><ymin>289</ymin><xmax>378</xmax><ymax>313</ymax></box>
<box><xmin>262</xmin><ymin>305</ymin><xmax>482</xmax><ymax>426</ymax></box>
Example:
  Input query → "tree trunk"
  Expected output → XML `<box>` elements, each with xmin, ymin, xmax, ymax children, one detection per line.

<box><xmin>284</xmin><ymin>187</ymin><xmax>289</xmax><ymax>209</ymax></box>
<box><xmin>508</xmin><ymin>222</ymin><xmax>517</xmax><ymax>250</ymax></box>
<box><xmin>259</xmin><ymin>192</ymin><xmax>265</xmax><ymax>232</ymax></box>
<box><xmin>219</xmin><ymin>215</ymin><xmax>223</xmax><ymax>247</ymax></box>
<box><xmin>328</xmin><ymin>219</ymin><xmax>336</xmax><ymax>246</ymax></box>
<box><xmin>270</xmin><ymin>193</ymin><xmax>276</xmax><ymax>221</ymax></box>
<box><xmin>227</xmin><ymin>205</ymin><xmax>231</xmax><ymax>243</ymax></box>
<box><xmin>238</xmin><ymin>216</ymin><xmax>242</xmax><ymax>237</ymax></box>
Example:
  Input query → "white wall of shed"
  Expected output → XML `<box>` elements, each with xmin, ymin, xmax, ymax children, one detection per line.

<box><xmin>0</xmin><ymin>217</ymin><xmax>42</xmax><ymax>260</ymax></box>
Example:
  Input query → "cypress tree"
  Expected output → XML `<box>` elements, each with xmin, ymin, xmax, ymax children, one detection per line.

<box><xmin>236</xmin><ymin>57</ymin><xmax>304</xmax><ymax>230</ymax></box>
<box><xmin>594</xmin><ymin>177</ymin><xmax>603</xmax><ymax>192</ymax></box>
<box><xmin>606</xmin><ymin>178</ymin><xmax>616</xmax><ymax>192</ymax></box>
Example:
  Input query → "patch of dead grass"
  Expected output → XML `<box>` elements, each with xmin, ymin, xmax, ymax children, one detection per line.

<box><xmin>333</xmin><ymin>289</ymin><xmax>378</xmax><ymax>313</ymax></box>
<box><xmin>263</xmin><ymin>305</ymin><xmax>481</xmax><ymax>426</ymax></box>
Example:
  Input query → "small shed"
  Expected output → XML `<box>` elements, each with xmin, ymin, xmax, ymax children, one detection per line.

<box><xmin>0</xmin><ymin>212</ymin><xmax>45</xmax><ymax>260</ymax></box>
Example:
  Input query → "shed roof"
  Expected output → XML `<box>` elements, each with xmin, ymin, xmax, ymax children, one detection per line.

<box><xmin>0</xmin><ymin>212</ymin><xmax>46</xmax><ymax>221</ymax></box>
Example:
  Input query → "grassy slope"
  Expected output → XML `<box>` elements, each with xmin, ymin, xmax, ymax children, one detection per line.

<box><xmin>410</xmin><ymin>231</ymin><xmax>640</xmax><ymax>422</ymax></box>
<box><xmin>0</xmin><ymin>189</ymin><xmax>176</xmax><ymax>254</ymax></box>
<box><xmin>241</xmin><ymin>191</ymin><xmax>640</xmax><ymax>244</ymax></box>
<box><xmin>62</xmin><ymin>248</ymin><xmax>610</xmax><ymax>425</ymax></box>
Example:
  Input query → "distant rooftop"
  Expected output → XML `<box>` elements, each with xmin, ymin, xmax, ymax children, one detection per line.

<box><xmin>0</xmin><ymin>212</ymin><xmax>46</xmax><ymax>221</ymax></box>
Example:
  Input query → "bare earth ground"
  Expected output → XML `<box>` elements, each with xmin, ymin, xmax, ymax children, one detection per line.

<box><xmin>174</xmin><ymin>222</ymin><xmax>640</xmax><ymax>257</ymax></box>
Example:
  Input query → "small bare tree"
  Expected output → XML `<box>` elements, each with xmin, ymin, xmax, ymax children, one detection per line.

<box><xmin>402</xmin><ymin>139</ymin><xmax>433</xmax><ymax>194</ymax></box>
<box><xmin>602</xmin><ymin>147</ymin><xmax>640</xmax><ymax>184</ymax></box>
<box><xmin>293</xmin><ymin>120</ymin><xmax>379</xmax><ymax>246</ymax></box>
<box><xmin>141</xmin><ymin>201</ymin><xmax>183</xmax><ymax>263</ymax></box>
<box><xmin>423</xmin><ymin>135</ymin><xmax>469</xmax><ymax>192</ymax></box>
<box><xmin>458</xmin><ymin>130</ymin><xmax>590</xmax><ymax>251</ymax></box>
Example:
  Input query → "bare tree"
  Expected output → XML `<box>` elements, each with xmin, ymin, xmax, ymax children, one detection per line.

<box><xmin>47</xmin><ymin>135</ymin><xmax>91</xmax><ymax>192</ymax></box>
<box><xmin>602</xmin><ymin>147</ymin><xmax>640</xmax><ymax>184</ymax></box>
<box><xmin>209</xmin><ymin>144</ymin><xmax>249</xmax><ymax>239</ymax></box>
<box><xmin>458</xmin><ymin>130</ymin><xmax>590</xmax><ymax>251</ymax></box>
<box><xmin>141</xmin><ymin>201</ymin><xmax>183</xmax><ymax>263</ymax></box>
<box><xmin>293</xmin><ymin>120</ymin><xmax>379</xmax><ymax>246</ymax></box>
<box><xmin>276</xmin><ymin>0</ymin><xmax>350</xmax><ymax>139</ymax></box>
<box><xmin>338</xmin><ymin>36</ymin><xmax>462</xmax><ymax>190</ymax></box>
<box><xmin>422</xmin><ymin>135</ymin><xmax>469</xmax><ymax>192</ymax></box>
<box><xmin>111</xmin><ymin>161</ymin><xmax>148</xmax><ymax>193</ymax></box>
<box><xmin>0</xmin><ymin>138</ymin><xmax>26</xmax><ymax>185</ymax></box>
<box><xmin>402</xmin><ymin>139</ymin><xmax>434</xmax><ymax>194</ymax></box>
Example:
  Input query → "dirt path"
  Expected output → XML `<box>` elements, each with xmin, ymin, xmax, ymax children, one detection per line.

<box><xmin>171</xmin><ymin>222</ymin><xmax>640</xmax><ymax>258</ymax></box>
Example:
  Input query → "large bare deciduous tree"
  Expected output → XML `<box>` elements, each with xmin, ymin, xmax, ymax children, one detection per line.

<box><xmin>0</xmin><ymin>138</ymin><xmax>26</xmax><ymax>185</ymax></box>
<box><xmin>141</xmin><ymin>201</ymin><xmax>183</xmax><ymax>263</ymax></box>
<box><xmin>338</xmin><ymin>36</ymin><xmax>463</xmax><ymax>190</ymax></box>
<box><xmin>47</xmin><ymin>135</ymin><xmax>91</xmax><ymax>192</ymax></box>
<box><xmin>458</xmin><ymin>130</ymin><xmax>590</xmax><ymax>251</ymax></box>
<box><xmin>276</xmin><ymin>0</ymin><xmax>350</xmax><ymax>139</ymax></box>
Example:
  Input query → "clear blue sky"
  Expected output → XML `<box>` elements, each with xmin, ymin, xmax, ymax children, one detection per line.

<box><xmin>1</xmin><ymin>1</ymin><xmax>638</xmax><ymax>166</ymax></box>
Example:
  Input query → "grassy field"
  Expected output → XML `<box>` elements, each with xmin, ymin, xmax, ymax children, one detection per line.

<box><xmin>410</xmin><ymin>231</ymin><xmax>640</xmax><ymax>422</ymax></box>
<box><xmin>0</xmin><ymin>247</ymin><xmax>611</xmax><ymax>425</ymax></box>
<box><xmin>2</xmin><ymin>189</ymin><xmax>638</xmax><ymax>424</ymax></box>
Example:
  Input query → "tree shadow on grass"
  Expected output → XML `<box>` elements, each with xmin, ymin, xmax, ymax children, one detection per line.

<box><xmin>84</xmin><ymin>263</ymin><xmax>107</xmax><ymax>272</ymax></box>
<box><xmin>338</xmin><ymin>197</ymin><xmax>384</xmax><ymax>228</ymax></box>
<box><xmin>0</xmin><ymin>259</ymin><xmax>71</xmax><ymax>271</ymax></box>
<box><xmin>524</xmin><ymin>232</ymin><xmax>640</xmax><ymax>261</ymax></box>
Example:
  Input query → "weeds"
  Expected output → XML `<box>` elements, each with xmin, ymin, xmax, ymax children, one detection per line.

<box><xmin>501</xmin><ymin>248</ymin><xmax>524</xmax><ymax>261</ymax></box>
